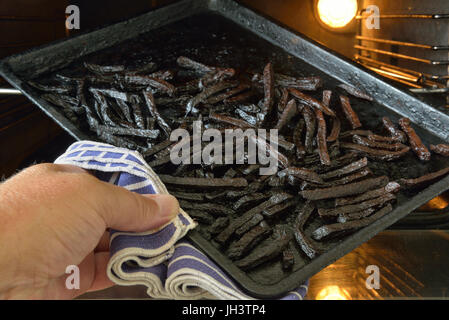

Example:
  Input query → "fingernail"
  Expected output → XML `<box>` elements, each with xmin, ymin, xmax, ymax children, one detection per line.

<box><xmin>144</xmin><ymin>194</ymin><xmax>179</xmax><ymax>220</ymax></box>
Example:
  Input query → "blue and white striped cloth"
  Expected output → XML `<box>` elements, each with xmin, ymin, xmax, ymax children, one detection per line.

<box><xmin>55</xmin><ymin>141</ymin><xmax>308</xmax><ymax>300</ymax></box>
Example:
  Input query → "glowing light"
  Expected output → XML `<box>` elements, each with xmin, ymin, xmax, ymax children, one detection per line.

<box><xmin>317</xmin><ymin>0</ymin><xmax>358</xmax><ymax>28</ymax></box>
<box><xmin>316</xmin><ymin>285</ymin><xmax>351</xmax><ymax>300</ymax></box>
<box><xmin>419</xmin><ymin>195</ymin><xmax>449</xmax><ymax>211</ymax></box>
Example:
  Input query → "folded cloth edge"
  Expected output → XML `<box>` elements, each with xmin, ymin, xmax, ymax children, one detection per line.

<box><xmin>54</xmin><ymin>140</ymin><xmax>308</xmax><ymax>300</ymax></box>
<box><xmin>54</xmin><ymin>141</ymin><xmax>197</xmax><ymax>280</ymax></box>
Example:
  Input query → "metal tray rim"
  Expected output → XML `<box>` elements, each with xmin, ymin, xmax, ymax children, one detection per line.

<box><xmin>188</xmin><ymin>174</ymin><xmax>449</xmax><ymax>298</ymax></box>
<box><xmin>1</xmin><ymin>0</ymin><xmax>449</xmax><ymax>299</ymax></box>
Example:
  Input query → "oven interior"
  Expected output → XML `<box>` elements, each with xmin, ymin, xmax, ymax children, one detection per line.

<box><xmin>1</xmin><ymin>0</ymin><xmax>448</xmax><ymax>299</ymax></box>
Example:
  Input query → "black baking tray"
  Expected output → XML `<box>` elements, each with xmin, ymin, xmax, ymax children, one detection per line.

<box><xmin>2</xmin><ymin>0</ymin><xmax>449</xmax><ymax>299</ymax></box>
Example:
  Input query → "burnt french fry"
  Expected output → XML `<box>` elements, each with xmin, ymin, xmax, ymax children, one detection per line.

<box><xmin>42</xmin><ymin>93</ymin><xmax>83</xmax><ymax>114</ymax></box>
<box><xmin>142</xmin><ymin>90</ymin><xmax>172</xmax><ymax>137</ymax></box>
<box><xmin>154</xmin><ymin>95</ymin><xmax>191</xmax><ymax>106</ymax></box>
<box><xmin>267</xmin><ymin>176</ymin><xmax>284</xmax><ymax>188</ymax></box>
<box><xmin>301</xmin><ymin>105</ymin><xmax>317</xmax><ymax>153</ymax></box>
<box><xmin>275</xmin><ymin>99</ymin><xmax>297</xmax><ymax>130</ymax></box>
<box><xmin>216</xmin><ymin>192</ymin><xmax>292</xmax><ymax>244</ymax></box>
<box><xmin>313</xmin><ymin>204</ymin><xmax>393</xmax><ymax>240</ymax></box>
<box><xmin>228</xmin><ymin>223</ymin><xmax>272</xmax><ymax>260</ymax></box>
<box><xmin>276</xmin><ymin>74</ymin><xmax>322</xmax><ymax>91</ymax></box>
<box><xmin>293</xmin><ymin>118</ymin><xmax>306</xmax><ymax>158</ymax></box>
<box><xmin>328</xmin><ymin>168</ymin><xmax>372</xmax><ymax>186</ymax></box>
<box><xmin>206</xmin><ymin>83</ymin><xmax>250</xmax><ymax>104</ymax></box>
<box><xmin>430</xmin><ymin>144</ymin><xmax>449</xmax><ymax>157</ymax></box>
<box><xmin>179</xmin><ymin>200</ymin><xmax>234</xmax><ymax>216</ymax></box>
<box><xmin>186</xmin><ymin>80</ymin><xmax>238</xmax><ymax>115</ymax></box>
<box><xmin>209</xmin><ymin>217</ymin><xmax>229</xmax><ymax>235</ymax></box>
<box><xmin>114</xmin><ymin>98</ymin><xmax>134</xmax><ymax>124</ymax></box>
<box><xmin>399</xmin><ymin>166</ymin><xmax>449</xmax><ymax>188</ymax></box>
<box><xmin>340</xmin><ymin>130</ymin><xmax>373</xmax><ymax>138</ymax></box>
<box><xmin>84</xmin><ymin>62</ymin><xmax>128</xmax><ymax>74</ymax></box>
<box><xmin>337</xmin><ymin>208</ymin><xmax>376</xmax><ymax>223</ymax></box>
<box><xmin>235</xmin><ymin>213</ymin><xmax>264</xmax><ymax>236</ymax></box>
<box><xmin>223</xmin><ymin>168</ymin><xmax>238</xmax><ymax>178</ymax></box>
<box><xmin>367</xmin><ymin>134</ymin><xmax>400</xmax><ymax>143</ymax></box>
<box><xmin>224</xmin><ymin>90</ymin><xmax>256</xmax><ymax>104</ymax></box>
<box><xmin>325</xmin><ymin>105</ymin><xmax>341</xmax><ymax>143</ymax></box>
<box><xmin>159</xmin><ymin>175</ymin><xmax>248</xmax><ymax>188</ymax></box>
<box><xmin>148</xmin><ymin>154</ymin><xmax>173</xmax><ymax>167</ymax></box>
<box><xmin>278</xmin><ymin>167</ymin><xmax>324</xmax><ymax>184</ymax></box>
<box><xmin>238</xmin><ymin>104</ymin><xmax>259</xmax><ymax>114</ymax></box>
<box><xmin>200</xmin><ymin>68</ymin><xmax>236</xmax><ymax>87</ymax></box>
<box><xmin>315</xmin><ymin>108</ymin><xmax>331</xmax><ymax>165</ymax></box>
<box><xmin>289</xmin><ymin>88</ymin><xmax>336</xmax><ymax>117</ymax></box>
<box><xmin>96</xmin><ymin>130</ymin><xmax>139</xmax><ymax>150</ymax></box>
<box><xmin>96</xmin><ymin>124</ymin><xmax>160</xmax><ymax>139</ymax></box>
<box><xmin>300</xmin><ymin>176</ymin><xmax>389</xmax><ymax>200</ymax></box>
<box><xmin>149</xmin><ymin>69</ymin><xmax>175</xmax><ymax>81</ymax></box>
<box><xmin>127</xmin><ymin>95</ymin><xmax>146</xmax><ymax>129</ymax></box>
<box><xmin>338</xmin><ymin>84</ymin><xmax>373</xmax><ymax>101</ymax></box>
<box><xmin>252</xmin><ymin>73</ymin><xmax>322</xmax><ymax>91</ymax></box>
<box><xmin>353</xmin><ymin>134</ymin><xmax>406</xmax><ymax>151</ymax></box>
<box><xmin>260</xmin><ymin>62</ymin><xmax>275</xmax><ymax>123</ymax></box>
<box><xmin>177</xmin><ymin>56</ymin><xmax>234</xmax><ymax>78</ymax></box>
<box><xmin>141</xmin><ymin>139</ymin><xmax>174</xmax><ymax>158</ymax></box>
<box><xmin>398</xmin><ymin>117</ymin><xmax>431</xmax><ymax>161</ymax></box>
<box><xmin>29</xmin><ymin>81</ymin><xmax>72</xmax><ymax>94</ymax></box>
<box><xmin>310</xmin><ymin>152</ymin><xmax>359</xmax><ymax>174</ymax></box>
<box><xmin>294</xmin><ymin>201</ymin><xmax>322</xmax><ymax>259</ymax></box>
<box><xmin>296</xmin><ymin>201</ymin><xmax>315</xmax><ymax>227</ymax></box>
<box><xmin>318</xmin><ymin>193</ymin><xmax>395</xmax><ymax>217</ymax></box>
<box><xmin>277</xmin><ymin>88</ymin><xmax>289</xmax><ymax>113</ymax></box>
<box><xmin>121</xmin><ymin>75</ymin><xmax>176</xmax><ymax>96</ymax></box>
<box><xmin>250</xmin><ymin>135</ymin><xmax>290</xmax><ymax>169</ymax></box>
<box><xmin>177</xmin><ymin>56</ymin><xmax>214</xmax><ymax>74</ymax></box>
<box><xmin>340</xmin><ymin>142</ymin><xmax>410</xmax><ymax>161</ymax></box>
<box><xmin>234</xmin><ymin>228</ymin><xmax>292</xmax><ymax>270</ymax></box>
<box><xmin>294</xmin><ymin>228</ymin><xmax>321</xmax><ymax>260</ymax></box>
<box><xmin>322</xmin><ymin>90</ymin><xmax>332</xmax><ymax>107</ymax></box>
<box><xmin>170</xmin><ymin>191</ymin><xmax>205</xmax><ymax>201</ymax></box>
<box><xmin>340</xmin><ymin>95</ymin><xmax>361</xmax><ymax>129</ymax></box>
<box><xmin>204</xmin><ymin>190</ymin><xmax>228</xmax><ymax>200</ymax></box>
<box><xmin>336</xmin><ymin>181</ymin><xmax>400</xmax><ymax>206</ymax></box>
<box><xmin>233</xmin><ymin>193</ymin><xmax>268</xmax><ymax>211</ymax></box>
<box><xmin>382</xmin><ymin>117</ymin><xmax>407</xmax><ymax>143</ymax></box>
<box><xmin>320</xmin><ymin>157</ymin><xmax>368</xmax><ymax>180</ymax></box>
<box><xmin>235</xmin><ymin>109</ymin><xmax>257</xmax><ymax>127</ymax></box>
<box><xmin>187</xmin><ymin>210</ymin><xmax>214</xmax><ymax>224</ymax></box>
<box><xmin>210</xmin><ymin>112</ymin><xmax>255</xmax><ymax>128</ymax></box>
<box><xmin>275</xmin><ymin>136</ymin><xmax>296</xmax><ymax>152</ymax></box>
<box><xmin>262</xmin><ymin>199</ymin><xmax>297</xmax><ymax>217</ymax></box>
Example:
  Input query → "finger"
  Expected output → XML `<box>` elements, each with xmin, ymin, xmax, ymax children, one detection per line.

<box><xmin>53</xmin><ymin>251</ymin><xmax>96</xmax><ymax>299</ymax></box>
<box><xmin>55</xmin><ymin>251</ymin><xmax>114</xmax><ymax>299</ymax></box>
<box><xmin>93</xmin><ymin>181</ymin><xmax>179</xmax><ymax>232</ymax></box>
<box><xmin>95</xmin><ymin>231</ymin><xmax>110</xmax><ymax>252</ymax></box>
<box><xmin>86</xmin><ymin>252</ymin><xmax>115</xmax><ymax>293</ymax></box>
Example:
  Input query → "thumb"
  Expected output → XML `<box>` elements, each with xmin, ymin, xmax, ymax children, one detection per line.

<box><xmin>93</xmin><ymin>180</ymin><xmax>180</xmax><ymax>232</ymax></box>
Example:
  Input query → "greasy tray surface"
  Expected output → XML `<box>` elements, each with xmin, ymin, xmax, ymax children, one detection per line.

<box><xmin>2</xmin><ymin>0</ymin><xmax>449</xmax><ymax>298</ymax></box>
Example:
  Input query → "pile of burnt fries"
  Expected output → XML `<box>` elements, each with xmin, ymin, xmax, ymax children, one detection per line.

<box><xmin>28</xmin><ymin>56</ymin><xmax>449</xmax><ymax>271</ymax></box>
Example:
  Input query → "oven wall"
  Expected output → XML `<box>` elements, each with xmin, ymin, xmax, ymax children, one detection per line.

<box><xmin>0</xmin><ymin>0</ymin><xmax>68</xmax><ymax>178</ymax></box>
<box><xmin>237</xmin><ymin>0</ymin><xmax>357</xmax><ymax>59</ymax></box>
<box><xmin>359</xmin><ymin>0</ymin><xmax>449</xmax><ymax>77</ymax></box>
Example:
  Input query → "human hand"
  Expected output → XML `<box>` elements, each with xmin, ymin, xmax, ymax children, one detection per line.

<box><xmin>0</xmin><ymin>163</ymin><xmax>179</xmax><ymax>299</ymax></box>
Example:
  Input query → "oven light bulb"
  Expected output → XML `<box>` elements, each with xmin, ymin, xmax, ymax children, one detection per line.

<box><xmin>317</xmin><ymin>0</ymin><xmax>358</xmax><ymax>28</ymax></box>
<box><xmin>316</xmin><ymin>285</ymin><xmax>352</xmax><ymax>300</ymax></box>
